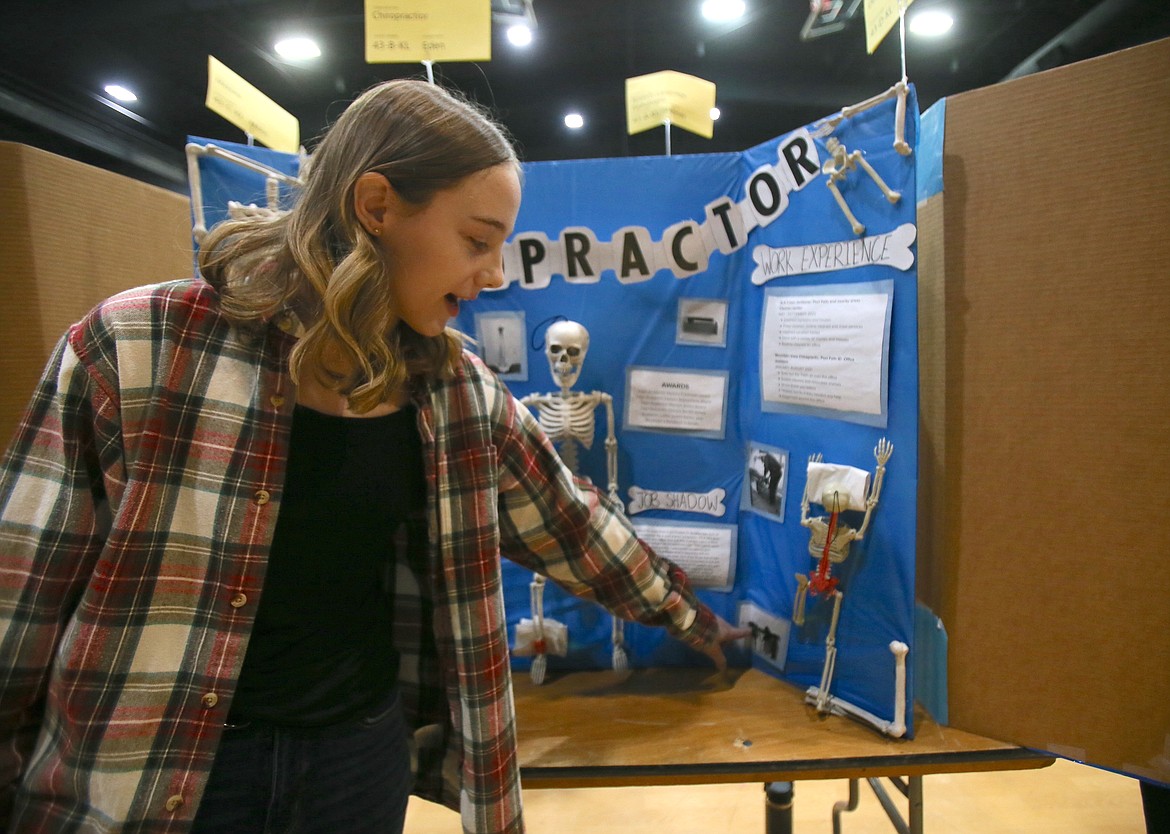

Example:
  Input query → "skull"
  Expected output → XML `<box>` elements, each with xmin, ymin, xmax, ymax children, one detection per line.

<box><xmin>545</xmin><ymin>320</ymin><xmax>589</xmax><ymax>392</ymax></box>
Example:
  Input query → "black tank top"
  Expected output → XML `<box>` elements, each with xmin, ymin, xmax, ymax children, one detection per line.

<box><xmin>228</xmin><ymin>403</ymin><xmax>426</xmax><ymax>727</ymax></box>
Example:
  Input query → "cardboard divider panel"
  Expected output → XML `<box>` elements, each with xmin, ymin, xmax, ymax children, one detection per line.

<box><xmin>0</xmin><ymin>143</ymin><xmax>193</xmax><ymax>444</ymax></box>
<box><xmin>919</xmin><ymin>38</ymin><xmax>1170</xmax><ymax>783</ymax></box>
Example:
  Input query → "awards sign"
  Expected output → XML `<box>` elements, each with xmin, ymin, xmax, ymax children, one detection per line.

<box><xmin>365</xmin><ymin>0</ymin><xmax>491</xmax><ymax>63</ymax></box>
<box><xmin>863</xmin><ymin>0</ymin><xmax>914</xmax><ymax>53</ymax></box>
<box><xmin>625</xmin><ymin>70</ymin><xmax>716</xmax><ymax>138</ymax></box>
<box><xmin>204</xmin><ymin>56</ymin><xmax>299</xmax><ymax>153</ymax></box>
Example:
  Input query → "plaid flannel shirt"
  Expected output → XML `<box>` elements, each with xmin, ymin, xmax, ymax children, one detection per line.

<box><xmin>0</xmin><ymin>278</ymin><xmax>719</xmax><ymax>834</ymax></box>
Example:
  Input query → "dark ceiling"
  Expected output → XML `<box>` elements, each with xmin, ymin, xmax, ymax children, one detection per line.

<box><xmin>2</xmin><ymin>0</ymin><xmax>1167</xmax><ymax>193</ymax></box>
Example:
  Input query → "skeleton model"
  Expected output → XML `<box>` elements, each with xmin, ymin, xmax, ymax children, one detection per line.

<box><xmin>822</xmin><ymin>136</ymin><xmax>902</xmax><ymax>236</ymax></box>
<box><xmin>793</xmin><ymin>440</ymin><xmax>901</xmax><ymax>732</ymax></box>
<box><xmin>836</xmin><ymin>80</ymin><xmax>913</xmax><ymax>157</ymax></box>
<box><xmin>518</xmin><ymin>321</ymin><xmax>624</xmax><ymax>683</ymax></box>
<box><xmin>814</xmin><ymin>80</ymin><xmax>913</xmax><ymax>161</ymax></box>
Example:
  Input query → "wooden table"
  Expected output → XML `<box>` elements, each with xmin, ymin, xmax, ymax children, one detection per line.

<box><xmin>513</xmin><ymin>668</ymin><xmax>1054</xmax><ymax>832</ymax></box>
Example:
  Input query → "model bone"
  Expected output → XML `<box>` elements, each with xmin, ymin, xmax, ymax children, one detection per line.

<box><xmin>793</xmin><ymin>439</ymin><xmax>893</xmax><ymax>714</ymax></box>
<box><xmin>805</xmin><ymin>640</ymin><xmax>909</xmax><ymax>738</ymax></box>
<box><xmin>822</xmin><ymin>137</ymin><xmax>902</xmax><ymax>236</ymax></box>
<box><xmin>546</xmin><ymin>319</ymin><xmax>588</xmax><ymax>390</ymax></box>
<box><xmin>887</xmin><ymin>640</ymin><xmax>909</xmax><ymax>737</ymax></box>
<box><xmin>523</xmin><ymin>321</ymin><xmax>620</xmax><ymax>502</ymax></box>
<box><xmin>819</xmin><ymin>80</ymin><xmax>913</xmax><ymax>157</ymax></box>
<box><xmin>519</xmin><ymin>320</ymin><xmax>627</xmax><ymax>680</ymax></box>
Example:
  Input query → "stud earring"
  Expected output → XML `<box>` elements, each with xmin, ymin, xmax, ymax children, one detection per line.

<box><xmin>372</xmin><ymin>227</ymin><xmax>382</xmax><ymax>235</ymax></box>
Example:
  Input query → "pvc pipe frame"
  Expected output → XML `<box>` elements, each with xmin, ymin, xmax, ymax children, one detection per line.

<box><xmin>185</xmin><ymin>141</ymin><xmax>302</xmax><ymax>241</ymax></box>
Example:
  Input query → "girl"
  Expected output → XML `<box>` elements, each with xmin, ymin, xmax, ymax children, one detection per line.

<box><xmin>0</xmin><ymin>79</ymin><xmax>745</xmax><ymax>834</ymax></box>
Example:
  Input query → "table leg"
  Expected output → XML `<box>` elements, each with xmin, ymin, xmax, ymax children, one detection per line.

<box><xmin>823</xmin><ymin>772</ymin><xmax>921</xmax><ymax>832</ymax></box>
<box><xmin>867</xmin><ymin>778</ymin><xmax>911</xmax><ymax>834</ymax></box>
<box><xmin>764</xmin><ymin>782</ymin><xmax>794</xmax><ymax>834</ymax></box>
<box><xmin>832</xmin><ymin>780</ymin><xmax>862</xmax><ymax>834</ymax></box>
<box><xmin>831</xmin><ymin>776</ymin><xmax>923</xmax><ymax>834</ymax></box>
<box><xmin>909</xmin><ymin>775</ymin><xmax>923</xmax><ymax>833</ymax></box>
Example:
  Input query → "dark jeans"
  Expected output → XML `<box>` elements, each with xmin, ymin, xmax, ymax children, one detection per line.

<box><xmin>191</xmin><ymin>690</ymin><xmax>412</xmax><ymax>834</ymax></box>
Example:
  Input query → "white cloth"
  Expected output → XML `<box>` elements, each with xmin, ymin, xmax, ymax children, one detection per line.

<box><xmin>805</xmin><ymin>462</ymin><xmax>871</xmax><ymax>512</ymax></box>
<box><xmin>512</xmin><ymin>618</ymin><xmax>569</xmax><ymax>656</ymax></box>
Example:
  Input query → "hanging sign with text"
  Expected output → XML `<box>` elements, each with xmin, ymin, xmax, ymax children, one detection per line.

<box><xmin>364</xmin><ymin>0</ymin><xmax>491</xmax><ymax>63</ymax></box>
<box><xmin>863</xmin><ymin>0</ymin><xmax>914</xmax><ymax>53</ymax></box>
<box><xmin>626</xmin><ymin>70</ymin><xmax>716</xmax><ymax>138</ymax></box>
<box><xmin>205</xmin><ymin>56</ymin><xmax>299</xmax><ymax>153</ymax></box>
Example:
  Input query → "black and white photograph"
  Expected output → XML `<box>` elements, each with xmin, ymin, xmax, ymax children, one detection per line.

<box><xmin>741</xmin><ymin>441</ymin><xmax>788</xmax><ymax>521</ymax></box>
<box><xmin>676</xmin><ymin>297</ymin><xmax>728</xmax><ymax>347</ymax></box>
<box><xmin>737</xmin><ymin>601</ymin><xmax>791</xmax><ymax>674</ymax></box>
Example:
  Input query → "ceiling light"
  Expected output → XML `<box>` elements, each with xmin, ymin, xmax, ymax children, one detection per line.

<box><xmin>274</xmin><ymin>36</ymin><xmax>322</xmax><ymax>61</ymax></box>
<box><xmin>506</xmin><ymin>23</ymin><xmax>533</xmax><ymax>47</ymax></box>
<box><xmin>909</xmin><ymin>10</ymin><xmax>954</xmax><ymax>37</ymax></box>
<box><xmin>701</xmin><ymin>0</ymin><xmax>746</xmax><ymax>23</ymax></box>
<box><xmin>104</xmin><ymin>84</ymin><xmax>137</xmax><ymax>103</ymax></box>
<box><xmin>564</xmin><ymin>113</ymin><xmax>584</xmax><ymax>130</ymax></box>
<box><xmin>493</xmin><ymin>0</ymin><xmax>539</xmax><ymax>45</ymax></box>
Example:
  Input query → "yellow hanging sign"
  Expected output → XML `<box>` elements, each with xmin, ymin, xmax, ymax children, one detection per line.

<box><xmin>365</xmin><ymin>0</ymin><xmax>491</xmax><ymax>64</ymax></box>
<box><xmin>625</xmin><ymin>70</ymin><xmax>717</xmax><ymax>139</ymax></box>
<box><xmin>204</xmin><ymin>56</ymin><xmax>300</xmax><ymax>153</ymax></box>
<box><xmin>863</xmin><ymin>0</ymin><xmax>914</xmax><ymax>54</ymax></box>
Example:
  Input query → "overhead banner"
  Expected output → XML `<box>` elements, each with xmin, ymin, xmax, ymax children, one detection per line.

<box><xmin>188</xmin><ymin>86</ymin><xmax>920</xmax><ymax>736</ymax></box>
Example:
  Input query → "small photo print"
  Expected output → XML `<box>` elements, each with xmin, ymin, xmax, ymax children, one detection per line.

<box><xmin>676</xmin><ymin>298</ymin><xmax>728</xmax><ymax>347</ymax></box>
<box><xmin>476</xmin><ymin>311</ymin><xmax>527</xmax><ymax>381</ymax></box>
<box><xmin>742</xmin><ymin>441</ymin><xmax>789</xmax><ymax>521</ymax></box>
<box><xmin>737</xmin><ymin>601</ymin><xmax>791</xmax><ymax>673</ymax></box>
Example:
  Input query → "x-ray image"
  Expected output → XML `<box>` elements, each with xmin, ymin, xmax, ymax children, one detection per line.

<box><xmin>476</xmin><ymin>311</ymin><xmax>527</xmax><ymax>381</ymax></box>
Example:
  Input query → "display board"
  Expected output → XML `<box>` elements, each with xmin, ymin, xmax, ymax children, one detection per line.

<box><xmin>470</xmin><ymin>89</ymin><xmax>920</xmax><ymax>733</ymax></box>
<box><xmin>188</xmin><ymin>88</ymin><xmax>920</xmax><ymax>735</ymax></box>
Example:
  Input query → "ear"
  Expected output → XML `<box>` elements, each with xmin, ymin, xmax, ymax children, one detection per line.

<box><xmin>352</xmin><ymin>172</ymin><xmax>394</xmax><ymax>235</ymax></box>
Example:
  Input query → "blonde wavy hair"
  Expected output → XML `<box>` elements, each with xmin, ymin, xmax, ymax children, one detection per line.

<box><xmin>198</xmin><ymin>79</ymin><xmax>519</xmax><ymax>413</ymax></box>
